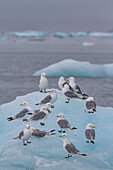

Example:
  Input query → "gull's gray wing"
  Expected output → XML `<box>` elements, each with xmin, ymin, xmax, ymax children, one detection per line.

<box><xmin>15</xmin><ymin>108</ymin><xmax>29</xmax><ymax>119</ymax></box>
<box><xmin>32</xmin><ymin>131</ymin><xmax>47</xmax><ymax>138</ymax></box>
<box><xmin>76</xmin><ymin>85</ymin><xmax>82</xmax><ymax>95</ymax></box>
<box><xmin>18</xmin><ymin>131</ymin><xmax>24</xmax><ymax>139</ymax></box>
<box><xmin>91</xmin><ymin>129</ymin><xmax>95</xmax><ymax>140</ymax></box>
<box><xmin>85</xmin><ymin>129</ymin><xmax>95</xmax><ymax>140</ymax></box>
<box><xmin>86</xmin><ymin>101</ymin><xmax>96</xmax><ymax>110</ymax></box>
<box><xmin>40</xmin><ymin>95</ymin><xmax>52</xmax><ymax>104</ymax></box>
<box><xmin>57</xmin><ymin>119</ymin><xmax>71</xmax><ymax>128</ymax></box>
<box><xmin>30</xmin><ymin>111</ymin><xmax>46</xmax><ymax>121</ymax></box>
<box><xmin>65</xmin><ymin>143</ymin><xmax>80</xmax><ymax>154</ymax></box>
<box><xmin>34</xmin><ymin>110</ymin><xmax>40</xmax><ymax>114</ymax></box>
<box><xmin>85</xmin><ymin>129</ymin><xmax>92</xmax><ymax>140</ymax></box>
<box><xmin>64</xmin><ymin>90</ymin><xmax>80</xmax><ymax>99</ymax></box>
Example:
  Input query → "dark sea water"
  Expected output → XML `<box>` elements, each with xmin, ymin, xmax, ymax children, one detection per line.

<box><xmin>0</xmin><ymin>38</ymin><xmax>113</xmax><ymax>107</ymax></box>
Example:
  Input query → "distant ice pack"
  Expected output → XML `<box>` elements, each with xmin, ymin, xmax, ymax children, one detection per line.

<box><xmin>33</xmin><ymin>59</ymin><xmax>113</xmax><ymax>78</ymax></box>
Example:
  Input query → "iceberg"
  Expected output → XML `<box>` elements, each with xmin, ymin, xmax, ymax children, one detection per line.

<box><xmin>54</xmin><ymin>32</ymin><xmax>68</xmax><ymax>38</ymax></box>
<box><xmin>12</xmin><ymin>30</ymin><xmax>47</xmax><ymax>37</ymax></box>
<box><xmin>33</xmin><ymin>59</ymin><xmax>113</xmax><ymax>78</ymax></box>
<box><xmin>0</xmin><ymin>90</ymin><xmax>113</xmax><ymax>169</ymax></box>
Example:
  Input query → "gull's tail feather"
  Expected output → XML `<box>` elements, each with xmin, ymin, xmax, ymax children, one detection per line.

<box><xmin>79</xmin><ymin>153</ymin><xmax>87</xmax><ymax>156</ymax></box>
<box><xmin>13</xmin><ymin>136</ymin><xmax>19</xmax><ymax>140</ymax></box>
<box><xmin>23</xmin><ymin>118</ymin><xmax>28</xmax><ymax>122</ymax></box>
<box><xmin>72</xmin><ymin>127</ymin><xmax>77</xmax><ymax>130</ymax></box>
<box><xmin>7</xmin><ymin>117</ymin><xmax>14</xmax><ymax>121</ymax></box>
<box><xmin>50</xmin><ymin>129</ymin><xmax>56</xmax><ymax>132</ymax></box>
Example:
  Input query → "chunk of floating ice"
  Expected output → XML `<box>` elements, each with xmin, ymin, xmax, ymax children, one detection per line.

<box><xmin>33</xmin><ymin>59</ymin><xmax>113</xmax><ymax>78</ymax></box>
<box><xmin>83</xmin><ymin>42</ymin><xmax>94</xmax><ymax>46</ymax></box>
<box><xmin>54</xmin><ymin>32</ymin><xmax>68</xmax><ymax>38</ymax></box>
<box><xmin>0</xmin><ymin>90</ymin><xmax>113</xmax><ymax>169</ymax></box>
<box><xmin>12</xmin><ymin>30</ymin><xmax>47</xmax><ymax>37</ymax></box>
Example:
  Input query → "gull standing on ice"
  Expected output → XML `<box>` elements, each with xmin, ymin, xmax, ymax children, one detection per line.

<box><xmin>59</xmin><ymin>133</ymin><xmax>87</xmax><ymax>158</ymax></box>
<box><xmin>39</xmin><ymin>72</ymin><xmax>48</xmax><ymax>93</ymax></box>
<box><xmin>34</xmin><ymin>102</ymin><xmax>54</xmax><ymax>115</ymax></box>
<box><xmin>23</xmin><ymin>107</ymin><xmax>51</xmax><ymax>126</ymax></box>
<box><xmin>7</xmin><ymin>102</ymin><xmax>32</xmax><ymax>121</ymax></box>
<box><xmin>84</xmin><ymin>97</ymin><xmax>96</xmax><ymax>113</ymax></box>
<box><xmin>85</xmin><ymin>123</ymin><xmax>96</xmax><ymax>144</ymax></box>
<box><xmin>32</xmin><ymin>129</ymin><xmax>56</xmax><ymax>138</ymax></box>
<box><xmin>62</xmin><ymin>84</ymin><xmax>85</xmax><ymax>103</ymax></box>
<box><xmin>68</xmin><ymin>77</ymin><xmax>88</xmax><ymax>97</ymax></box>
<box><xmin>56</xmin><ymin>113</ymin><xmax>77</xmax><ymax>133</ymax></box>
<box><xmin>13</xmin><ymin>125</ymin><xmax>37</xmax><ymax>145</ymax></box>
<box><xmin>35</xmin><ymin>89</ymin><xmax>57</xmax><ymax>105</ymax></box>
<box><xmin>58</xmin><ymin>76</ymin><xmax>68</xmax><ymax>90</ymax></box>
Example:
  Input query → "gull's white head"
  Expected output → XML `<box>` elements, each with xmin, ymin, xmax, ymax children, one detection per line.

<box><xmin>45</xmin><ymin>103</ymin><xmax>54</xmax><ymax>108</ymax></box>
<box><xmin>59</xmin><ymin>76</ymin><xmax>65</xmax><ymax>82</ymax></box>
<box><xmin>56</xmin><ymin>113</ymin><xmax>65</xmax><ymax>118</ymax></box>
<box><xmin>86</xmin><ymin>97</ymin><xmax>94</xmax><ymax>102</ymax></box>
<box><xmin>25</xmin><ymin>124</ymin><xmax>30</xmax><ymax>129</ymax></box>
<box><xmin>20</xmin><ymin>102</ymin><xmax>29</xmax><ymax>107</ymax></box>
<box><xmin>86</xmin><ymin>123</ymin><xmax>96</xmax><ymax>130</ymax></box>
<box><xmin>68</xmin><ymin>77</ymin><xmax>75</xmax><ymax>82</ymax></box>
<box><xmin>48</xmin><ymin>89</ymin><xmax>56</xmax><ymax>93</ymax></box>
<box><xmin>63</xmin><ymin>84</ymin><xmax>69</xmax><ymax>91</ymax></box>
<box><xmin>41</xmin><ymin>72</ymin><xmax>46</xmax><ymax>78</ymax></box>
<box><xmin>59</xmin><ymin>133</ymin><xmax>68</xmax><ymax>138</ymax></box>
<box><xmin>30</xmin><ymin>127</ymin><xmax>38</xmax><ymax>133</ymax></box>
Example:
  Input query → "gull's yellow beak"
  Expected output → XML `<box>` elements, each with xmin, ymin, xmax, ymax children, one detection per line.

<box><xmin>65</xmin><ymin>79</ymin><xmax>69</xmax><ymax>81</ymax></box>
<box><xmin>59</xmin><ymin>135</ymin><xmax>63</xmax><ymax>137</ymax></box>
<box><xmin>46</xmin><ymin>108</ymin><xmax>50</xmax><ymax>111</ymax></box>
<box><xmin>34</xmin><ymin>129</ymin><xmax>39</xmax><ymax>131</ymax></box>
<box><xmin>48</xmin><ymin>90</ymin><xmax>52</xmax><ymax>92</ymax></box>
<box><xmin>92</xmin><ymin>126</ymin><xmax>96</xmax><ymax>128</ymax></box>
<box><xmin>20</xmin><ymin>104</ymin><xmax>23</xmax><ymax>106</ymax></box>
<box><xmin>56</xmin><ymin>115</ymin><xmax>60</xmax><ymax>117</ymax></box>
<box><xmin>44</xmin><ymin>75</ymin><xmax>46</xmax><ymax>77</ymax></box>
<box><xmin>51</xmin><ymin>105</ymin><xmax>54</xmax><ymax>108</ymax></box>
<box><xmin>62</xmin><ymin>85</ymin><xmax>64</xmax><ymax>88</ymax></box>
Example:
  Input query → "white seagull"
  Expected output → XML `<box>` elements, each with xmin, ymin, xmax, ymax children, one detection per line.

<box><xmin>85</xmin><ymin>123</ymin><xmax>96</xmax><ymax>144</ymax></box>
<box><xmin>62</xmin><ymin>84</ymin><xmax>84</xmax><ymax>103</ymax></box>
<box><xmin>7</xmin><ymin>102</ymin><xmax>32</xmax><ymax>121</ymax></box>
<box><xmin>23</xmin><ymin>107</ymin><xmax>51</xmax><ymax>126</ymax></box>
<box><xmin>59</xmin><ymin>133</ymin><xmax>87</xmax><ymax>158</ymax></box>
<box><xmin>84</xmin><ymin>97</ymin><xmax>96</xmax><ymax>113</ymax></box>
<box><xmin>13</xmin><ymin>125</ymin><xmax>37</xmax><ymax>145</ymax></box>
<box><xmin>39</xmin><ymin>72</ymin><xmax>48</xmax><ymax>93</ymax></box>
<box><xmin>68</xmin><ymin>77</ymin><xmax>88</xmax><ymax>97</ymax></box>
<box><xmin>58</xmin><ymin>76</ymin><xmax>68</xmax><ymax>90</ymax></box>
<box><xmin>35</xmin><ymin>89</ymin><xmax>57</xmax><ymax>105</ymax></box>
<box><xmin>56</xmin><ymin>113</ymin><xmax>77</xmax><ymax>133</ymax></box>
<box><xmin>32</xmin><ymin>129</ymin><xmax>56</xmax><ymax>138</ymax></box>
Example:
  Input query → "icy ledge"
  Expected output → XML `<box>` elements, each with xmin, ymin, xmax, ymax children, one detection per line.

<box><xmin>0</xmin><ymin>90</ymin><xmax>113</xmax><ymax>169</ymax></box>
<box><xmin>33</xmin><ymin>59</ymin><xmax>113</xmax><ymax>78</ymax></box>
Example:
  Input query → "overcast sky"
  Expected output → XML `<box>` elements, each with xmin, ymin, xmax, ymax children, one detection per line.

<box><xmin>0</xmin><ymin>0</ymin><xmax>113</xmax><ymax>32</ymax></box>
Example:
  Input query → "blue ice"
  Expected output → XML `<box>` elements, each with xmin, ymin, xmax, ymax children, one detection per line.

<box><xmin>33</xmin><ymin>59</ymin><xmax>113</xmax><ymax>78</ymax></box>
<box><xmin>13</xmin><ymin>30</ymin><xmax>47</xmax><ymax>37</ymax></box>
<box><xmin>0</xmin><ymin>90</ymin><xmax>113</xmax><ymax>169</ymax></box>
<box><xmin>54</xmin><ymin>32</ymin><xmax>68</xmax><ymax>38</ymax></box>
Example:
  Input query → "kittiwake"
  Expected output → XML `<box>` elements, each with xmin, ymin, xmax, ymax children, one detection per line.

<box><xmin>84</xmin><ymin>97</ymin><xmax>96</xmax><ymax>113</ymax></box>
<box><xmin>13</xmin><ymin>125</ymin><xmax>37</xmax><ymax>145</ymax></box>
<box><xmin>23</xmin><ymin>107</ymin><xmax>51</xmax><ymax>126</ymax></box>
<box><xmin>85</xmin><ymin>123</ymin><xmax>96</xmax><ymax>144</ymax></box>
<box><xmin>35</xmin><ymin>89</ymin><xmax>57</xmax><ymax>105</ymax></box>
<box><xmin>39</xmin><ymin>72</ymin><xmax>48</xmax><ymax>93</ymax></box>
<box><xmin>56</xmin><ymin>113</ymin><xmax>77</xmax><ymax>133</ymax></box>
<box><xmin>7</xmin><ymin>102</ymin><xmax>32</xmax><ymax>121</ymax></box>
<box><xmin>59</xmin><ymin>133</ymin><xmax>87</xmax><ymax>158</ymax></box>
